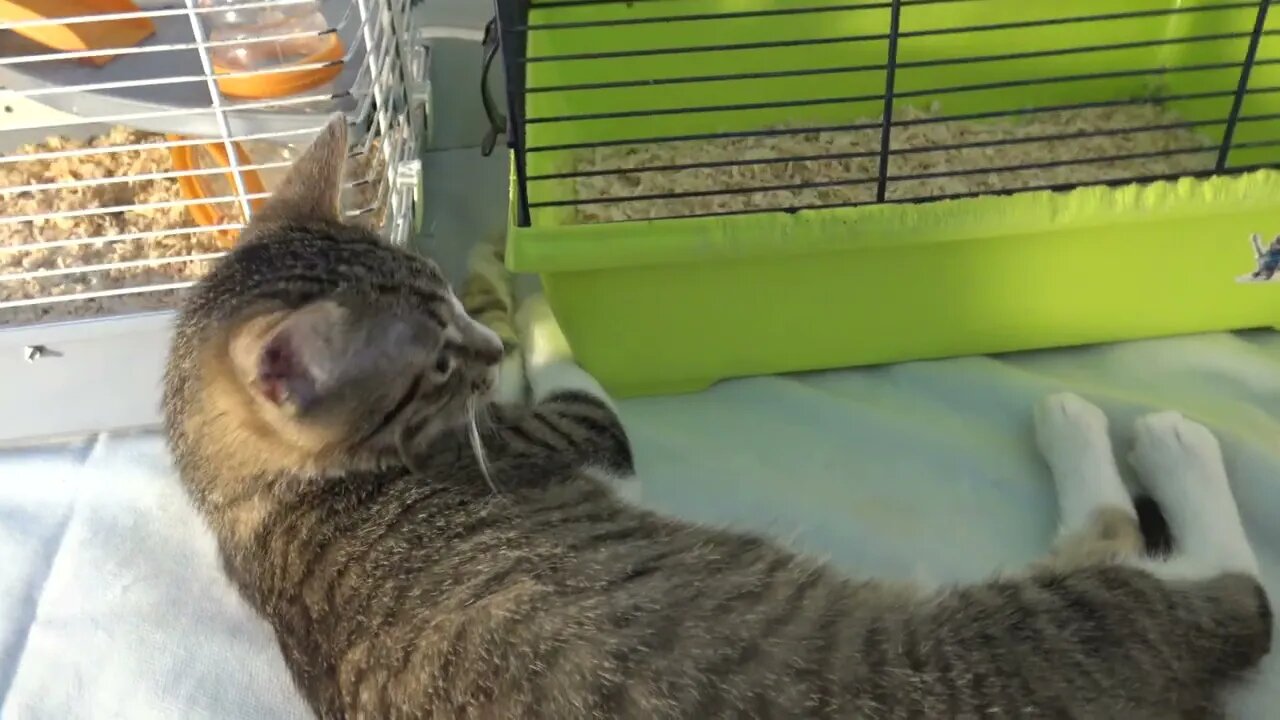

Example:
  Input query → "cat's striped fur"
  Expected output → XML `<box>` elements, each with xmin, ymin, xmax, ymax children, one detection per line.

<box><xmin>164</xmin><ymin>114</ymin><xmax>1271</xmax><ymax>719</ymax></box>
<box><xmin>459</xmin><ymin>237</ymin><xmax>527</xmax><ymax>408</ymax></box>
<box><xmin>460</xmin><ymin>239</ymin><xmax>519</xmax><ymax>361</ymax></box>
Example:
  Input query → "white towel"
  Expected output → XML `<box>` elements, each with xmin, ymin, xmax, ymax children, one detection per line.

<box><xmin>1</xmin><ymin>330</ymin><xmax>1279</xmax><ymax>718</ymax></box>
<box><xmin>0</xmin><ymin>434</ymin><xmax>310</xmax><ymax>720</ymax></box>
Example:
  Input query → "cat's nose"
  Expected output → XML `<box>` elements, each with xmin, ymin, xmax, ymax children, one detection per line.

<box><xmin>466</xmin><ymin>318</ymin><xmax>505</xmax><ymax>366</ymax></box>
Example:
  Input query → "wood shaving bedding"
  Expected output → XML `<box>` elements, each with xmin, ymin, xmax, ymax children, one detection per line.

<box><xmin>0</xmin><ymin>126</ymin><xmax>387</xmax><ymax>328</ymax></box>
<box><xmin>0</xmin><ymin>127</ymin><xmax>221</xmax><ymax>328</ymax></box>
<box><xmin>572</xmin><ymin>104</ymin><xmax>1215</xmax><ymax>223</ymax></box>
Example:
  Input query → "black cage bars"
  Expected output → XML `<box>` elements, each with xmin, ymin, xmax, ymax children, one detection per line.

<box><xmin>494</xmin><ymin>0</ymin><xmax>532</xmax><ymax>227</ymax></box>
<box><xmin>493</xmin><ymin>0</ymin><xmax>1279</xmax><ymax>227</ymax></box>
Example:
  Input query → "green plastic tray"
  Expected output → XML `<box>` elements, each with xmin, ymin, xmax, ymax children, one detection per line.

<box><xmin>506</xmin><ymin>0</ymin><xmax>1280</xmax><ymax>397</ymax></box>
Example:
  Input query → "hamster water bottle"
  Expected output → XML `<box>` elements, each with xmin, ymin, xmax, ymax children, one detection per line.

<box><xmin>198</xmin><ymin>0</ymin><xmax>345</xmax><ymax>99</ymax></box>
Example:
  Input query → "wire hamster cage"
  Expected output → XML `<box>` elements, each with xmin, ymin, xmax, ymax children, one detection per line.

<box><xmin>0</xmin><ymin>0</ymin><xmax>429</xmax><ymax>443</ymax></box>
<box><xmin>494</xmin><ymin>0</ymin><xmax>1280</xmax><ymax>398</ymax></box>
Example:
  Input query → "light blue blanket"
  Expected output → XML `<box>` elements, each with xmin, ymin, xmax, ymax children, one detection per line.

<box><xmin>1</xmin><ymin>331</ymin><xmax>1278</xmax><ymax>718</ymax></box>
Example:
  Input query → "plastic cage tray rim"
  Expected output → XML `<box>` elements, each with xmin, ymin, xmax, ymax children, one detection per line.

<box><xmin>496</xmin><ymin>0</ymin><xmax>1280</xmax><ymax>397</ymax></box>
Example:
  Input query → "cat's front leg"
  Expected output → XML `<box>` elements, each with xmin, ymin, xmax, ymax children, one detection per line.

<box><xmin>1033</xmin><ymin>393</ymin><xmax>1144</xmax><ymax>569</ymax></box>
<box><xmin>459</xmin><ymin>239</ymin><xmax>527</xmax><ymax>406</ymax></box>
<box><xmin>1128</xmin><ymin>411</ymin><xmax>1259</xmax><ymax>579</ymax></box>
<box><xmin>517</xmin><ymin>293</ymin><xmax>611</xmax><ymax>406</ymax></box>
<box><xmin>512</xmin><ymin>293</ymin><xmax>638</xmax><ymax>497</ymax></box>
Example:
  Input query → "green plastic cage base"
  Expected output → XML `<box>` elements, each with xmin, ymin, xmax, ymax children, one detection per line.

<box><xmin>504</xmin><ymin>0</ymin><xmax>1280</xmax><ymax>398</ymax></box>
<box><xmin>508</xmin><ymin>170</ymin><xmax>1280</xmax><ymax>398</ymax></box>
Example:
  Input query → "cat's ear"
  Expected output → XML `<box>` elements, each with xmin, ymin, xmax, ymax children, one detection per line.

<box><xmin>231</xmin><ymin>301</ymin><xmax>420</xmax><ymax>418</ymax></box>
<box><xmin>231</xmin><ymin>301</ymin><xmax>351</xmax><ymax>416</ymax></box>
<box><xmin>254</xmin><ymin>113</ymin><xmax>349</xmax><ymax>225</ymax></box>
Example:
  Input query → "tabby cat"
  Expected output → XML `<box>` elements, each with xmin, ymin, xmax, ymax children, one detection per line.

<box><xmin>164</xmin><ymin>114</ymin><xmax>1271</xmax><ymax>719</ymax></box>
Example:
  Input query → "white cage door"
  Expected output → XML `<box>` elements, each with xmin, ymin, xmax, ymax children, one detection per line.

<box><xmin>0</xmin><ymin>0</ymin><xmax>427</xmax><ymax>444</ymax></box>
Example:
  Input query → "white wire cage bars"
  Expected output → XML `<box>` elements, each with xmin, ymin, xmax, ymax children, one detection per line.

<box><xmin>0</xmin><ymin>0</ymin><xmax>426</xmax><ymax>328</ymax></box>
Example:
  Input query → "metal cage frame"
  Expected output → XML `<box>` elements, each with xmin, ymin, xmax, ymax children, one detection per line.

<box><xmin>0</xmin><ymin>0</ymin><xmax>431</xmax><ymax>444</ymax></box>
<box><xmin>494</xmin><ymin>0</ymin><xmax>1280</xmax><ymax>226</ymax></box>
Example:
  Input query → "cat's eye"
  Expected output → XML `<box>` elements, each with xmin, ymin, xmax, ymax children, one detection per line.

<box><xmin>434</xmin><ymin>355</ymin><xmax>453</xmax><ymax>376</ymax></box>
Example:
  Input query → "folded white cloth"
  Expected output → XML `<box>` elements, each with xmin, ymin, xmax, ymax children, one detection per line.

<box><xmin>0</xmin><ymin>434</ymin><xmax>311</xmax><ymax>720</ymax></box>
<box><xmin>1</xmin><ymin>330</ymin><xmax>1278</xmax><ymax>718</ymax></box>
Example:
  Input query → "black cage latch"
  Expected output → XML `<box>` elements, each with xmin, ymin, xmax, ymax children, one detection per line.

<box><xmin>480</xmin><ymin>16</ymin><xmax>507</xmax><ymax>157</ymax></box>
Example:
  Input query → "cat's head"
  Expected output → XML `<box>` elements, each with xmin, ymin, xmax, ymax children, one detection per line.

<box><xmin>164</xmin><ymin>114</ymin><xmax>504</xmax><ymax>483</ymax></box>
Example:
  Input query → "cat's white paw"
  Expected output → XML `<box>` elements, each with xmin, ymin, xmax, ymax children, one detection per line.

<box><xmin>1129</xmin><ymin>411</ymin><xmax>1256</xmax><ymax>576</ymax></box>
<box><xmin>1035</xmin><ymin>393</ymin><xmax>1110</xmax><ymax>462</ymax></box>
<box><xmin>494</xmin><ymin>353</ymin><xmax>526</xmax><ymax>405</ymax></box>
<box><xmin>609</xmin><ymin>476</ymin><xmax>643</xmax><ymax>506</ymax></box>
<box><xmin>1129</xmin><ymin>411</ymin><xmax>1225</xmax><ymax>486</ymax></box>
<box><xmin>515</xmin><ymin>294</ymin><xmax>614</xmax><ymax>408</ymax></box>
<box><xmin>1034</xmin><ymin>393</ymin><xmax>1132</xmax><ymax>534</ymax></box>
<box><xmin>515</xmin><ymin>293</ymin><xmax>572</xmax><ymax>370</ymax></box>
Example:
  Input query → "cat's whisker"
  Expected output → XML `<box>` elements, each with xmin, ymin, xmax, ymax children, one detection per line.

<box><xmin>467</xmin><ymin>399</ymin><xmax>500</xmax><ymax>496</ymax></box>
